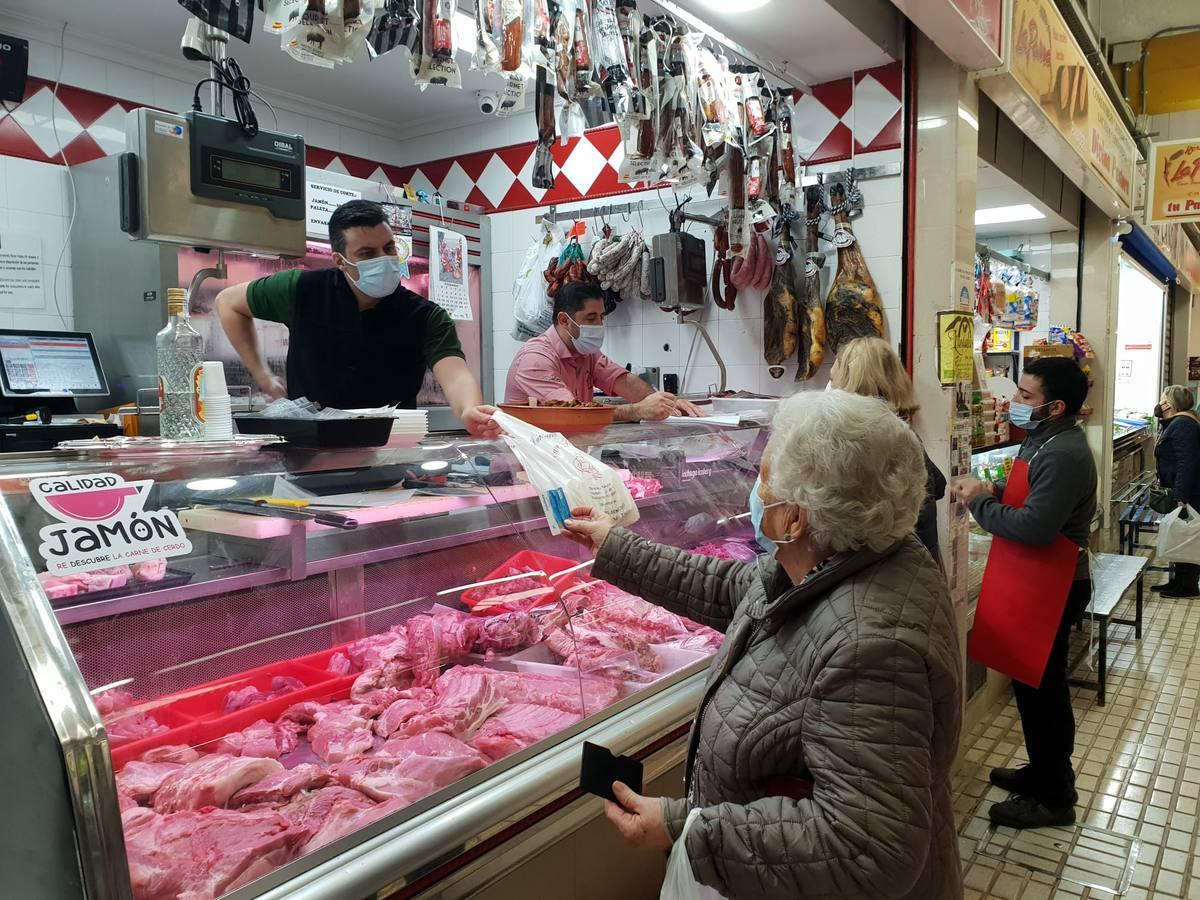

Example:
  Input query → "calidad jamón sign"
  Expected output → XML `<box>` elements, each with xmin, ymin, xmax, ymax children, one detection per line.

<box><xmin>30</xmin><ymin>473</ymin><xmax>192</xmax><ymax>575</ymax></box>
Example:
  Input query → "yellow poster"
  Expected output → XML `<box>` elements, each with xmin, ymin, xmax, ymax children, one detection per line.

<box><xmin>939</xmin><ymin>311</ymin><xmax>976</xmax><ymax>386</ymax></box>
<box><xmin>1148</xmin><ymin>139</ymin><xmax>1200</xmax><ymax>225</ymax></box>
<box><xmin>1009</xmin><ymin>0</ymin><xmax>1134</xmax><ymax>207</ymax></box>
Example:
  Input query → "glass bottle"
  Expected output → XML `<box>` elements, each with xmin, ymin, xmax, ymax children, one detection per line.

<box><xmin>156</xmin><ymin>287</ymin><xmax>204</xmax><ymax>440</ymax></box>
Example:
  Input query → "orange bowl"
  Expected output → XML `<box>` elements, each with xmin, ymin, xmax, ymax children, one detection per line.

<box><xmin>498</xmin><ymin>404</ymin><xmax>616</xmax><ymax>434</ymax></box>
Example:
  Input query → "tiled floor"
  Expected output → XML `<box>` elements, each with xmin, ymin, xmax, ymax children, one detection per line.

<box><xmin>954</xmin><ymin>563</ymin><xmax>1200</xmax><ymax>899</ymax></box>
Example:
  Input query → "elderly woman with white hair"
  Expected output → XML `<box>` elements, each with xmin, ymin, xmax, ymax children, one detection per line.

<box><xmin>564</xmin><ymin>390</ymin><xmax>962</xmax><ymax>900</ymax></box>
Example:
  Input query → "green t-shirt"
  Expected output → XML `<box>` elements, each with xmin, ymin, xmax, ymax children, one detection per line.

<box><xmin>246</xmin><ymin>269</ymin><xmax>465</xmax><ymax>370</ymax></box>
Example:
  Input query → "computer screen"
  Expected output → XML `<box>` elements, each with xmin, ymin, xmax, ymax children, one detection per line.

<box><xmin>0</xmin><ymin>330</ymin><xmax>109</xmax><ymax>397</ymax></box>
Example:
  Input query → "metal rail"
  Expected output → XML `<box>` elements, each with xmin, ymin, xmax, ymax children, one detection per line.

<box><xmin>976</xmin><ymin>243</ymin><xmax>1052</xmax><ymax>282</ymax></box>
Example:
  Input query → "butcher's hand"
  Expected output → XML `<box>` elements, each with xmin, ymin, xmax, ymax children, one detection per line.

<box><xmin>563</xmin><ymin>506</ymin><xmax>616</xmax><ymax>554</ymax></box>
<box><xmin>635</xmin><ymin>391</ymin><xmax>679</xmax><ymax>421</ymax></box>
<box><xmin>257</xmin><ymin>371</ymin><xmax>287</xmax><ymax>400</ymax></box>
<box><xmin>672</xmin><ymin>397</ymin><xmax>705</xmax><ymax>417</ymax></box>
<box><xmin>604</xmin><ymin>782</ymin><xmax>672</xmax><ymax>852</ymax></box>
<box><xmin>462</xmin><ymin>404</ymin><xmax>501</xmax><ymax>439</ymax></box>
<box><xmin>951</xmin><ymin>477</ymin><xmax>993</xmax><ymax>506</ymax></box>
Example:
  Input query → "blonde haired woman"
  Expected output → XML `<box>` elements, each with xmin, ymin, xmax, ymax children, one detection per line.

<box><xmin>1154</xmin><ymin>384</ymin><xmax>1200</xmax><ymax>597</ymax></box>
<box><xmin>831</xmin><ymin>337</ymin><xmax>947</xmax><ymax>562</ymax></box>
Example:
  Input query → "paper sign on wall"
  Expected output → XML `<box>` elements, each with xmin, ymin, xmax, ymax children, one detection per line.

<box><xmin>938</xmin><ymin>311</ymin><xmax>976</xmax><ymax>385</ymax></box>
<box><xmin>31</xmin><ymin>473</ymin><xmax>193</xmax><ymax>576</ymax></box>
<box><xmin>306</xmin><ymin>181</ymin><xmax>361</xmax><ymax>234</ymax></box>
<box><xmin>0</xmin><ymin>233</ymin><xmax>44</xmax><ymax>308</ymax></box>
<box><xmin>428</xmin><ymin>226</ymin><xmax>473</xmax><ymax>321</ymax></box>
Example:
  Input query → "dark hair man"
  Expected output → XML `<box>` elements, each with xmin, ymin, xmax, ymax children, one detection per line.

<box><xmin>504</xmin><ymin>282</ymin><xmax>701</xmax><ymax>420</ymax></box>
<box><xmin>216</xmin><ymin>199</ymin><xmax>497</xmax><ymax>437</ymax></box>
<box><xmin>952</xmin><ymin>356</ymin><xmax>1097</xmax><ymax>829</ymax></box>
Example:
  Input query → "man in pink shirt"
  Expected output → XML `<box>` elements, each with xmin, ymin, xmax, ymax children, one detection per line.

<box><xmin>505</xmin><ymin>283</ymin><xmax>701</xmax><ymax>420</ymax></box>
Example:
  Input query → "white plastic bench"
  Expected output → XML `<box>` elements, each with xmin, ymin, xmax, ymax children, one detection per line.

<box><xmin>1067</xmin><ymin>553</ymin><xmax>1148</xmax><ymax>706</ymax></box>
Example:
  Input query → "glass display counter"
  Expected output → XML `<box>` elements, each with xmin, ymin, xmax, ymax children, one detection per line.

<box><xmin>0</xmin><ymin>420</ymin><xmax>765</xmax><ymax>900</ymax></box>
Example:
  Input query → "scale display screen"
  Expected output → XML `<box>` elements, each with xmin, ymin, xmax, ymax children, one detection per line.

<box><xmin>217</xmin><ymin>156</ymin><xmax>287</xmax><ymax>190</ymax></box>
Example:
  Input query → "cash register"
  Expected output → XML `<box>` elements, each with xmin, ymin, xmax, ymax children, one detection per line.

<box><xmin>0</xmin><ymin>329</ymin><xmax>120</xmax><ymax>452</ymax></box>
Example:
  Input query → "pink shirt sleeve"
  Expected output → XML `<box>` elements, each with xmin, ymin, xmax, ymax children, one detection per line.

<box><xmin>504</xmin><ymin>347</ymin><xmax>578</xmax><ymax>404</ymax></box>
<box><xmin>591</xmin><ymin>353</ymin><xmax>629</xmax><ymax>396</ymax></box>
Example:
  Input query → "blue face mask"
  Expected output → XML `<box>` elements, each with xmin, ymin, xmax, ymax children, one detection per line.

<box><xmin>344</xmin><ymin>253</ymin><xmax>403</xmax><ymax>298</ymax></box>
<box><xmin>1009</xmin><ymin>400</ymin><xmax>1050</xmax><ymax>430</ymax></box>
<box><xmin>749</xmin><ymin>476</ymin><xmax>794</xmax><ymax>556</ymax></box>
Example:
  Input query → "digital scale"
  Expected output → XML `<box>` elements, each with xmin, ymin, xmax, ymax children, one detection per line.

<box><xmin>119</xmin><ymin>108</ymin><xmax>307</xmax><ymax>257</ymax></box>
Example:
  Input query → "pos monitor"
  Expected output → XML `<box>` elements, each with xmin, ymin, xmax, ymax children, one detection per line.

<box><xmin>0</xmin><ymin>330</ymin><xmax>109</xmax><ymax>400</ymax></box>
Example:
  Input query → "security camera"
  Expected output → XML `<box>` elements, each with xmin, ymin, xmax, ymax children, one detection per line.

<box><xmin>477</xmin><ymin>91</ymin><xmax>500</xmax><ymax>116</ymax></box>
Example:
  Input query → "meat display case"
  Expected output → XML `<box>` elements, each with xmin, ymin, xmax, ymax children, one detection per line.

<box><xmin>0</xmin><ymin>421</ymin><xmax>766</xmax><ymax>900</ymax></box>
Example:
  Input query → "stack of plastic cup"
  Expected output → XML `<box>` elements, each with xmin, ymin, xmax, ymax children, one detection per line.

<box><xmin>199</xmin><ymin>361</ymin><xmax>234</xmax><ymax>440</ymax></box>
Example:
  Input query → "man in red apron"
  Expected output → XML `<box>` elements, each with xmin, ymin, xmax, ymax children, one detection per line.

<box><xmin>952</xmin><ymin>358</ymin><xmax>1096</xmax><ymax>829</ymax></box>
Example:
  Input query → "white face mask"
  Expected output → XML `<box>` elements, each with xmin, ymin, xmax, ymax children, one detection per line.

<box><xmin>568</xmin><ymin>315</ymin><xmax>605</xmax><ymax>354</ymax></box>
<box><xmin>341</xmin><ymin>252</ymin><xmax>403</xmax><ymax>298</ymax></box>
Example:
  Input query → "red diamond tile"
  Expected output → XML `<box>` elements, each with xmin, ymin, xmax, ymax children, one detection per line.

<box><xmin>0</xmin><ymin>116</ymin><xmax>52</xmax><ymax>163</ymax></box>
<box><xmin>456</xmin><ymin>149</ymin><xmax>493</xmax><ymax>183</ymax></box>
<box><xmin>551</xmin><ymin>135</ymin><xmax>580</xmax><ymax>168</ymax></box>
<box><xmin>586</xmin><ymin>124</ymin><xmax>622</xmax><ymax>159</ymax></box>
<box><xmin>859</xmin><ymin>110</ymin><xmax>902</xmax><ymax>154</ymax></box>
<box><xmin>588</xmin><ymin>162</ymin><xmax>624</xmax><ymax>197</ymax></box>
<box><xmin>497</xmin><ymin>143</ymin><xmax>535</xmax><ymax>178</ymax></box>
<box><xmin>498</xmin><ymin>180</ymin><xmax>537</xmax><ymax>211</ymax></box>
<box><xmin>60</xmin><ymin>131</ymin><xmax>107</xmax><ymax>166</ymax></box>
<box><xmin>857</xmin><ymin>62</ymin><xmax>902</xmax><ymax>100</ymax></box>
<box><xmin>306</xmin><ymin>146</ymin><xmax>337</xmax><ymax>168</ymax></box>
<box><xmin>811</xmin><ymin>77</ymin><xmax>853</xmax><ymax>120</ymax></box>
<box><xmin>809</xmin><ymin>122</ymin><xmax>853</xmax><ymax>165</ymax></box>
<box><xmin>56</xmin><ymin>85</ymin><xmax>120</xmax><ymax>129</ymax></box>
<box><xmin>416</xmin><ymin>156</ymin><xmax>455</xmax><ymax>189</ymax></box>
<box><xmin>340</xmin><ymin>154</ymin><xmax>377</xmax><ymax>180</ymax></box>
<box><xmin>465</xmin><ymin>185</ymin><xmax>492</xmax><ymax>210</ymax></box>
<box><xmin>391</xmin><ymin>165</ymin><xmax>419</xmax><ymax>186</ymax></box>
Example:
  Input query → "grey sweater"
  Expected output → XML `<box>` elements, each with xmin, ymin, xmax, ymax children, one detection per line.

<box><xmin>969</xmin><ymin>417</ymin><xmax>1097</xmax><ymax>578</ymax></box>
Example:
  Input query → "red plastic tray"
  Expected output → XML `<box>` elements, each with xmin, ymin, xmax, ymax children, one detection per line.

<box><xmin>460</xmin><ymin>550</ymin><xmax>591</xmax><ymax>614</ymax></box>
<box><xmin>108</xmin><ymin>705</ymin><xmax>199</xmax><ymax>769</ymax></box>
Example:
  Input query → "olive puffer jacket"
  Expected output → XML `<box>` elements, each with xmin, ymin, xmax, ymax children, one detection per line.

<box><xmin>594</xmin><ymin>529</ymin><xmax>963</xmax><ymax>900</ymax></box>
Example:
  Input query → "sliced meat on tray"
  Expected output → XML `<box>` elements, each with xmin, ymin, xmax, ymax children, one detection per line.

<box><xmin>140</xmin><ymin>744</ymin><xmax>200</xmax><ymax>765</ymax></box>
<box><xmin>473</xmin><ymin>611</ymin><xmax>541</xmax><ymax>655</ymax></box>
<box><xmin>394</xmin><ymin>669</ymin><xmax>506</xmax><ymax>741</ymax></box>
<box><xmin>435</xmin><ymin>665</ymin><xmax>620</xmax><ymax>716</ymax></box>
<box><xmin>376</xmin><ymin>732</ymin><xmax>491</xmax><ymax>787</ymax></box>
<box><xmin>117</xmin><ymin>761</ymin><xmax>185</xmax><ymax>804</ymax></box>
<box><xmin>123</xmin><ymin>806</ymin><xmax>307</xmax><ymax>900</ymax></box>
<box><xmin>470</xmin><ymin>704</ymin><xmax>581</xmax><ymax>761</ymax></box>
<box><xmin>350</xmin><ymin>660</ymin><xmax>414</xmax><ymax>702</ymax></box>
<box><xmin>153</xmin><ymin>755</ymin><xmax>284</xmax><ymax>813</ymax></box>
<box><xmin>407</xmin><ymin>611</ymin><xmax>481</xmax><ymax>687</ymax></box>
<box><xmin>345</xmin><ymin>630</ymin><xmax>408</xmax><ymax>671</ymax></box>
<box><xmin>222</xmin><ymin>676</ymin><xmax>307</xmax><ymax>715</ymax></box>
<box><xmin>373</xmin><ymin>688</ymin><xmax>436</xmax><ymax>738</ymax></box>
<box><xmin>230</xmin><ymin>764</ymin><xmax>333</xmax><ymax>808</ymax></box>
<box><xmin>106</xmin><ymin>710</ymin><xmax>169</xmax><ymax>748</ymax></box>
<box><xmin>95</xmin><ymin>689</ymin><xmax>135</xmax><ymax>716</ymax></box>
<box><xmin>308</xmin><ymin>708</ymin><xmax>375</xmax><ymax>763</ymax></box>
<box><xmin>216</xmin><ymin>719</ymin><xmax>300</xmax><ymax>759</ymax></box>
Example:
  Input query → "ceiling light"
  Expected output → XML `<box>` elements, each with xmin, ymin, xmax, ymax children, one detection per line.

<box><xmin>918</xmin><ymin>117</ymin><xmax>947</xmax><ymax>130</ymax></box>
<box><xmin>975</xmin><ymin>204</ymin><xmax>1046</xmax><ymax>226</ymax></box>
<box><xmin>958</xmin><ymin>106</ymin><xmax>979</xmax><ymax>130</ymax></box>
<box><xmin>700</xmin><ymin>0</ymin><xmax>771</xmax><ymax>10</ymax></box>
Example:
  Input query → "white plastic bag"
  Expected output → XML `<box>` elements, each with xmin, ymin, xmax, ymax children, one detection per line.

<box><xmin>492</xmin><ymin>409</ymin><xmax>639</xmax><ymax>534</ymax></box>
<box><xmin>1157</xmin><ymin>504</ymin><xmax>1200</xmax><ymax>564</ymax></box>
<box><xmin>662</xmin><ymin>809</ymin><xmax>725</xmax><ymax>900</ymax></box>
<box><xmin>511</xmin><ymin>224</ymin><xmax>560</xmax><ymax>341</ymax></box>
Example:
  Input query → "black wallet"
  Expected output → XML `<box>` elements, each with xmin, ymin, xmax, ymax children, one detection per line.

<box><xmin>580</xmin><ymin>741</ymin><xmax>644</xmax><ymax>803</ymax></box>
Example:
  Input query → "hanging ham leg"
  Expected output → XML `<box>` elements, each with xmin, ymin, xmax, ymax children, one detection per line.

<box><xmin>763</xmin><ymin>227</ymin><xmax>801</xmax><ymax>379</ymax></box>
<box><xmin>825</xmin><ymin>182</ymin><xmax>884</xmax><ymax>353</ymax></box>
<box><xmin>798</xmin><ymin>185</ymin><xmax>827</xmax><ymax>380</ymax></box>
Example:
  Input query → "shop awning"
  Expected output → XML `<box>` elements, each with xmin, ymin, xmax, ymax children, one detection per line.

<box><xmin>1119</xmin><ymin>223</ymin><xmax>1178</xmax><ymax>285</ymax></box>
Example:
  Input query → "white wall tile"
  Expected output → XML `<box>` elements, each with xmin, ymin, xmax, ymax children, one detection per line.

<box><xmin>152</xmin><ymin>76</ymin><xmax>195</xmax><ymax>115</ymax></box>
<box><xmin>724</xmin><ymin>365</ymin><xmax>762</xmax><ymax>393</ymax></box>
<box><xmin>0</xmin><ymin>155</ymin><xmax>6</xmax><ymax>210</ymax></box>
<box><xmin>105</xmin><ymin>62</ymin><xmax>157</xmax><ymax>107</ymax></box>
<box><xmin>61</xmin><ymin>52</ymin><xmax>108</xmax><ymax>96</ymax></box>
<box><xmin>865</xmin><ymin>254</ymin><xmax>903</xmax><ymax>311</ymax></box>
<box><xmin>11</xmin><ymin>312</ymin><xmax>70</xmax><ymax>330</ymax></box>
<box><xmin>681</xmin><ymin>365</ymin><xmax>719</xmax><ymax>395</ymax></box>
<box><xmin>716</xmin><ymin>317</ymin><xmax>765</xmax><ymax>367</ymax></box>
<box><xmin>304</xmin><ymin>117</ymin><xmax>341</xmax><ymax>152</ymax></box>
<box><xmin>641</xmin><ymin>321</ymin><xmax>683</xmax><ymax>368</ymax></box>
<box><xmin>5</xmin><ymin>157</ymin><xmax>66</xmax><ymax>215</ymax></box>
<box><xmin>0</xmin><ymin>312</ymin><xmax>16</xmax><ymax>329</ymax></box>
<box><xmin>42</xmin><ymin>264</ymin><xmax>73</xmax><ymax>319</ymax></box>
<box><xmin>492</xmin><ymin>330</ymin><xmax>523</xmax><ymax>370</ymax></box>
<box><xmin>338</xmin><ymin>127</ymin><xmax>373</xmax><ymax>161</ymax></box>
<box><xmin>23</xmin><ymin>210</ymin><xmax>71</xmax><ymax>268</ymax></box>
<box><xmin>488</xmin><ymin>289</ymin><xmax>515</xmax><ymax>325</ymax></box>
<box><xmin>602</xmin><ymin>325</ymin><xmax>639</xmax><ymax>370</ymax></box>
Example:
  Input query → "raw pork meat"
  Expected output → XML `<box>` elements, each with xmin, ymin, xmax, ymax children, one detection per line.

<box><xmin>123</xmin><ymin>807</ymin><xmax>306</xmax><ymax>900</ymax></box>
<box><xmin>327</xmin><ymin>652</ymin><xmax>353</xmax><ymax>676</ymax></box>
<box><xmin>690</xmin><ymin>538</ymin><xmax>760</xmax><ymax>563</ymax></box>
<box><xmin>230</xmin><ymin>764</ymin><xmax>332</xmax><ymax>808</ymax></box>
<box><xmin>462</xmin><ymin>567</ymin><xmax>555</xmax><ymax>611</ymax></box>
<box><xmin>38</xmin><ymin>573</ymin><xmax>80</xmax><ymax>599</ymax></box>
<box><xmin>215</xmin><ymin>719</ymin><xmax>299</xmax><ymax>759</ymax></box>
<box><xmin>95</xmin><ymin>689</ymin><xmax>135</xmax><ymax>716</ymax></box>
<box><xmin>117</xmin><ymin>761</ymin><xmax>185</xmax><ymax>803</ymax></box>
<box><xmin>623</xmin><ymin>476</ymin><xmax>662</xmax><ymax>499</ymax></box>
<box><xmin>308</xmin><ymin>709</ymin><xmax>375</xmax><ymax>763</ymax></box>
<box><xmin>344</xmin><ymin>631</ymin><xmax>408</xmax><ymax>671</ymax></box>
<box><xmin>328</xmin><ymin>756</ymin><xmax>433</xmax><ymax>803</ymax></box>
<box><xmin>656</xmin><ymin>630</ymin><xmax>724</xmax><ymax>653</ymax></box>
<box><xmin>407</xmin><ymin>611</ymin><xmax>481</xmax><ymax>687</ymax></box>
<box><xmin>350</xmin><ymin>660</ymin><xmax>413</xmax><ymax>700</ymax></box>
<box><xmin>435</xmin><ymin>665</ymin><xmax>620</xmax><ymax>716</ymax></box>
<box><xmin>376</xmin><ymin>732</ymin><xmax>490</xmax><ymax>787</ymax></box>
<box><xmin>587</xmin><ymin>592</ymin><xmax>694</xmax><ymax>645</ymax></box>
<box><xmin>106</xmin><ymin>711</ymin><xmax>169</xmax><ymax>748</ymax></box>
<box><xmin>470</xmin><ymin>704</ymin><xmax>580</xmax><ymax>761</ymax></box>
<box><xmin>394</xmin><ymin>670</ymin><xmax>505</xmax><ymax>741</ymax></box>
<box><xmin>140</xmin><ymin>745</ymin><xmax>200</xmax><ymax>765</ymax></box>
<box><xmin>279</xmin><ymin>700</ymin><xmax>323</xmax><ymax>733</ymax></box>
<box><xmin>81</xmin><ymin>565</ymin><xmax>133</xmax><ymax>591</ymax></box>
<box><xmin>118</xmin><ymin>788</ymin><xmax>139</xmax><ymax>813</ymax></box>
<box><xmin>473</xmin><ymin>611</ymin><xmax>540</xmax><ymax>655</ymax></box>
<box><xmin>153</xmin><ymin>755</ymin><xmax>284</xmax><ymax>813</ymax></box>
<box><xmin>543</xmin><ymin>627</ymin><xmax>657</xmax><ymax>681</ymax></box>
<box><xmin>222</xmin><ymin>676</ymin><xmax>307</xmax><ymax>715</ymax></box>
<box><xmin>374</xmin><ymin>689</ymin><xmax>436</xmax><ymax>738</ymax></box>
<box><xmin>303</xmin><ymin>795</ymin><xmax>407</xmax><ymax>853</ymax></box>
<box><xmin>131</xmin><ymin>559</ymin><xmax>168</xmax><ymax>582</ymax></box>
